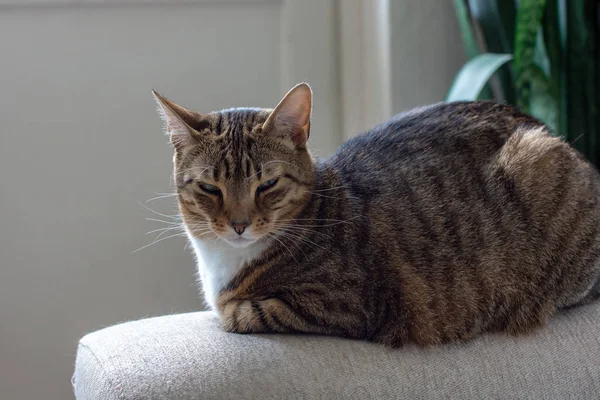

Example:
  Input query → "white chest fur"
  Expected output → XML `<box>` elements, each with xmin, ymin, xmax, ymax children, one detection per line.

<box><xmin>187</xmin><ymin>233</ymin><xmax>268</xmax><ymax>312</ymax></box>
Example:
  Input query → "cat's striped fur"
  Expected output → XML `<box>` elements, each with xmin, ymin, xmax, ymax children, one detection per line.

<box><xmin>153</xmin><ymin>83</ymin><xmax>600</xmax><ymax>347</ymax></box>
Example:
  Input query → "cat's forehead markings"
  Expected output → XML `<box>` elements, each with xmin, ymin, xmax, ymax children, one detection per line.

<box><xmin>261</xmin><ymin>161</ymin><xmax>290</xmax><ymax>175</ymax></box>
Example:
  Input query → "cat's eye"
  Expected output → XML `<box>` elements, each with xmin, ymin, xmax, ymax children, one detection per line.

<box><xmin>198</xmin><ymin>183</ymin><xmax>222</xmax><ymax>196</ymax></box>
<box><xmin>257</xmin><ymin>178</ymin><xmax>279</xmax><ymax>192</ymax></box>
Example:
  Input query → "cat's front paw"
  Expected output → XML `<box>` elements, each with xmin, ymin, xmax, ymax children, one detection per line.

<box><xmin>219</xmin><ymin>299</ymin><xmax>265</xmax><ymax>334</ymax></box>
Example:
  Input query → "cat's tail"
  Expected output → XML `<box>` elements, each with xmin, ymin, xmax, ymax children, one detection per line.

<box><xmin>585</xmin><ymin>275</ymin><xmax>600</xmax><ymax>304</ymax></box>
<box><xmin>565</xmin><ymin>275</ymin><xmax>600</xmax><ymax>309</ymax></box>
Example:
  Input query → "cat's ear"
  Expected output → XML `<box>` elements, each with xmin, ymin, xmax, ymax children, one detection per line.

<box><xmin>262</xmin><ymin>83</ymin><xmax>312</xmax><ymax>149</ymax></box>
<box><xmin>152</xmin><ymin>90</ymin><xmax>206</xmax><ymax>150</ymax></box>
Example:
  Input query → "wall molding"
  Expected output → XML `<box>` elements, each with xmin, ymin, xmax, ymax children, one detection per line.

<box><xmin>338</xmin><ymin>0</ymin><xmax>392</xmax><ymax>138</ymax></box>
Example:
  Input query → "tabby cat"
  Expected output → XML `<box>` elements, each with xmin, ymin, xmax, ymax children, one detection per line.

<box><xmin>152</xmin><ymin>83</ymin><xmax>600</xmax><ymax>347</ymax></box>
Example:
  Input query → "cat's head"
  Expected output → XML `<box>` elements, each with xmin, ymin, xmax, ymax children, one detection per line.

<box><xmin>153</xmin><ymin>83</ymin><xmax>314</xmax><ymax>248</ymax></box>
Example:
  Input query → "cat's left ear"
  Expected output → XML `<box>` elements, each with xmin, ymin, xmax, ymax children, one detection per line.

<box><xmin>262</xmin><ymin>82</ymin><xmax>312</xmax><ymax>149</ymax></box>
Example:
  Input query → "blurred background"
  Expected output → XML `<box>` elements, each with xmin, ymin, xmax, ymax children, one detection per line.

<box><xmin>0</xmin><ymin>1</ymin><xmax>466</xmax><ymax>399</ymax></box>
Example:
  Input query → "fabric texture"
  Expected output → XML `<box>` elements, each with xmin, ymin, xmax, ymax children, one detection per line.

<box><xmin>73</xmin><ymin>302</ymin><xmax>600</xmax><ymax>400</ymax></box>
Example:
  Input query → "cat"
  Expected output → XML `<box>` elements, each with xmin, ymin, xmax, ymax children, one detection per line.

<box><xmin>152</xmin><ymin>83</ymin><xmax>600</xmax><ymax>347</ymax></box>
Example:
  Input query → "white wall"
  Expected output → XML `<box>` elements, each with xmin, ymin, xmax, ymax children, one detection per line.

<box><xmin>0</xmin><ymin>1</ymin><xmax>463</xmax><ymax>399</ymax></box>
<box><xmin>0</xmin><ymin>1</ymin><xmax>341</xmax><ymax>399</ymax></box>
<box><xmin>389</xmin><ymin>0</ymin><xmax>466</xmax><ymax>113</ymax></box>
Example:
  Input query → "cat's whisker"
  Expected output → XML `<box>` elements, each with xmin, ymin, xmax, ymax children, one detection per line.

<box><xmin>276</xmin><ymin>234</ymin><xmax>328</xmax><ymax>258</ymax></box>
<box><xmin>276</xmin><ymin>223</ymin><xmax>344</xmax><ymax>228</ymax></box>
<box><xmin>188</xmin><ymin>229</ymin><xmax>214</xmax><ymax>237</ymax></box>
<box><xmin>302</xmin><ymin>192</ymin><xmax>346</xmax><ymax>200</ymax></box>
<box><xmin>302</xmin><ymin>189</ymin><xmax>360</xmax><ymax>202</ymax></box>
<box><xmin>154</xmin><ymin>227</ymin><xmax>185</xmax><ymax>241</ymax></box>
<box><xmin>276</xmin><ymin>219</ymin><xmax>351</xmax><ymax>224</ymax></box>
<box><xmin>268</xmin><ymin>233</ymin><xmax>300</xmax><ymax>266</ymax></box>
<box><xmin>181</xmin><ymin>223</ymin><xmax>211</xmax><ymax>231</ymax></box>
<box><xmin>277</xmin><ymin>215</ymin><xmax>360</xmax><ymax>223</ymax></box>
<box><xmin>138</xmin><ymin>202</ymin><xmax>181</xmax><ymax>220</ymax></box>
<box><xmin>308</xmin><ymin>185</ymin><xmax>349</xmax><ymax>192</ymax></box>
<box><xmin>288</xmin><ymin>233</ymin><xmax>332</xmax><ymax>253</ymax></box>
<box><xmin>265</xmin><ymin>160</ymin><xmax>297</xmax><ymax>168</ymax></box>
<box><xmin>185</xmin><ymin>222</ymin><xmax>212</xmax><ymax>230</ymax></box>
<box><xmin>246</xmin><ymin>163</ymin><xmax>264</xmax><ymax>180</ymax></box>
<box><xmin>569</xmin><ymin>133</ymin><xmax>585</xmax><ymax>145</ymax></box>
<box><xmin>276</xmin><ymin>230</ymin><xmax>334</xmax><ymax>255</ymax></box>
<box><xmin>152</xmin><ymin>191</ymin><xmax>179</xmax><ymax>196</ymax></box>
<box><xmin>271</xmin><ymin>224</ymin><xmax>333</xmax><ymax>240</ymax></box>
<box><xmin>188</xmin><ymin>228</ymin><xmax>212</xmax><ymax>234</ymax></box>
<box><xmin>146</xmin><ymin>226</ymin><xmax>182</xmax><ymax>235</ymax></box>
<box><xmin>132</xmin><ymin>232</ymin><xmax>188</xmax><ymax>254</ymax></box>
<box><xmin>273</xmin><ymin>217</ymin><xmax>360</xmax><ymax>228</ymax></box>
<box><xmin>149</xmin><ymin>222</ymin><xmax>213</xmax><ymax>241</ymax></box>
<box><xmin>145</xmin><ymin>193</ymin><xmax>179</xmax><ymax>203</ymax></box>
<box><xmin>145</xmin><ymin>217</ymin><xmax>181</xmax><ymax>226</ymax></box>
<box><xmin>273</xmin><ymin>225</ymin><xmax>332</xmax><ymax>236</ymax></box>
<box><xmin>184</xmin><ymin>221</ymin><xmax>210</xmax><ymax>228</ymax></box>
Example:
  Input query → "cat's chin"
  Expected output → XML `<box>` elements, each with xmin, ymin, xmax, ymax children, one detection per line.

<box><xmin>223</xmin><ymin>236</ymin><xmax>259</xmax><ymax>249</ymax></box>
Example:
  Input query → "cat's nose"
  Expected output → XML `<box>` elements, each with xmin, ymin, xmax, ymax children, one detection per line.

<box><xmin>230</xmin><ymin>220</ymin><xmax>250</xmax><ymax>235</ymax></box>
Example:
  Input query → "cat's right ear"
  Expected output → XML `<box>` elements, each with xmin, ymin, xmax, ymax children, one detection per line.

<box><xmin>152</xmin><ymin>90</ymin><xmax>205</xmax><ymax>150</ymax></box>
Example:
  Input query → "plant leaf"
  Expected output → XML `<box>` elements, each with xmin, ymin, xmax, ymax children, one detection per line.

<box><xmin>453</xmin><ymin>0</ymin><xmax>481</xmax><ymax>59</ymax></box>
<box><xmin>529</xmin><ymin>65</ymin><xmax>558</xmax><ymax>134</ymax></box>
<box><xmin>452</xmin><ymin>0</ymin><xmax>495</xmax><ymax>100</ymax></box>
<box><xmin>514</xmin><ymin>0</ymin><xmax>547</xmax><ymax>112</ymax></box>
<box><xmin>469</xmin><ymin>0</ymin><xmax>513</xmax><ymax>53</ymax></box>
<box><xmin>534</xmin><ymin>29</ymin><xmax>551</xmax><ymax>78</ymax></box>
<box><xmin>467</xmin><ymin>0</ymin><xmax>516</xmax><ymax>102</ymax></box>
<box><xmin>565</xmin><ymin>0</ymin><xmax>597</xmax><ymax>162</ymax></box>
<box><xmin>543</xmin><ymin>0</ymin><xmax>566</xmax><ymax>136</ymax></box>
<box><xmin>446</xmin><ymin>53</ymin><xmax>514</xmax><ymax>101</ymax></box>
<box><xmin>497</xmin><ymin>0</ymin><xmax>517</xmax><ymax>50</ymax></box>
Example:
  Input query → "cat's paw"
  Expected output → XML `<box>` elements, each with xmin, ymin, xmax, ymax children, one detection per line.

<box><xmin>220</xmin><ymin>299</ymin><xmax>265</xmax><ymax>334</ymax></box>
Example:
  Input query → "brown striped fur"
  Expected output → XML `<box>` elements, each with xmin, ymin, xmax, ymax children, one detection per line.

<box><xmin>153</xmin><ymin>83</ymin><xmax>600</xmax><ymax>347</ymax></box>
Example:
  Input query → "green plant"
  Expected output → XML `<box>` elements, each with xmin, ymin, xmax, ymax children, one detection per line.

<box><xmin>447</xmin><ymin>0</ymin><xmax>599</xmax><ymax>165</ymax></box>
